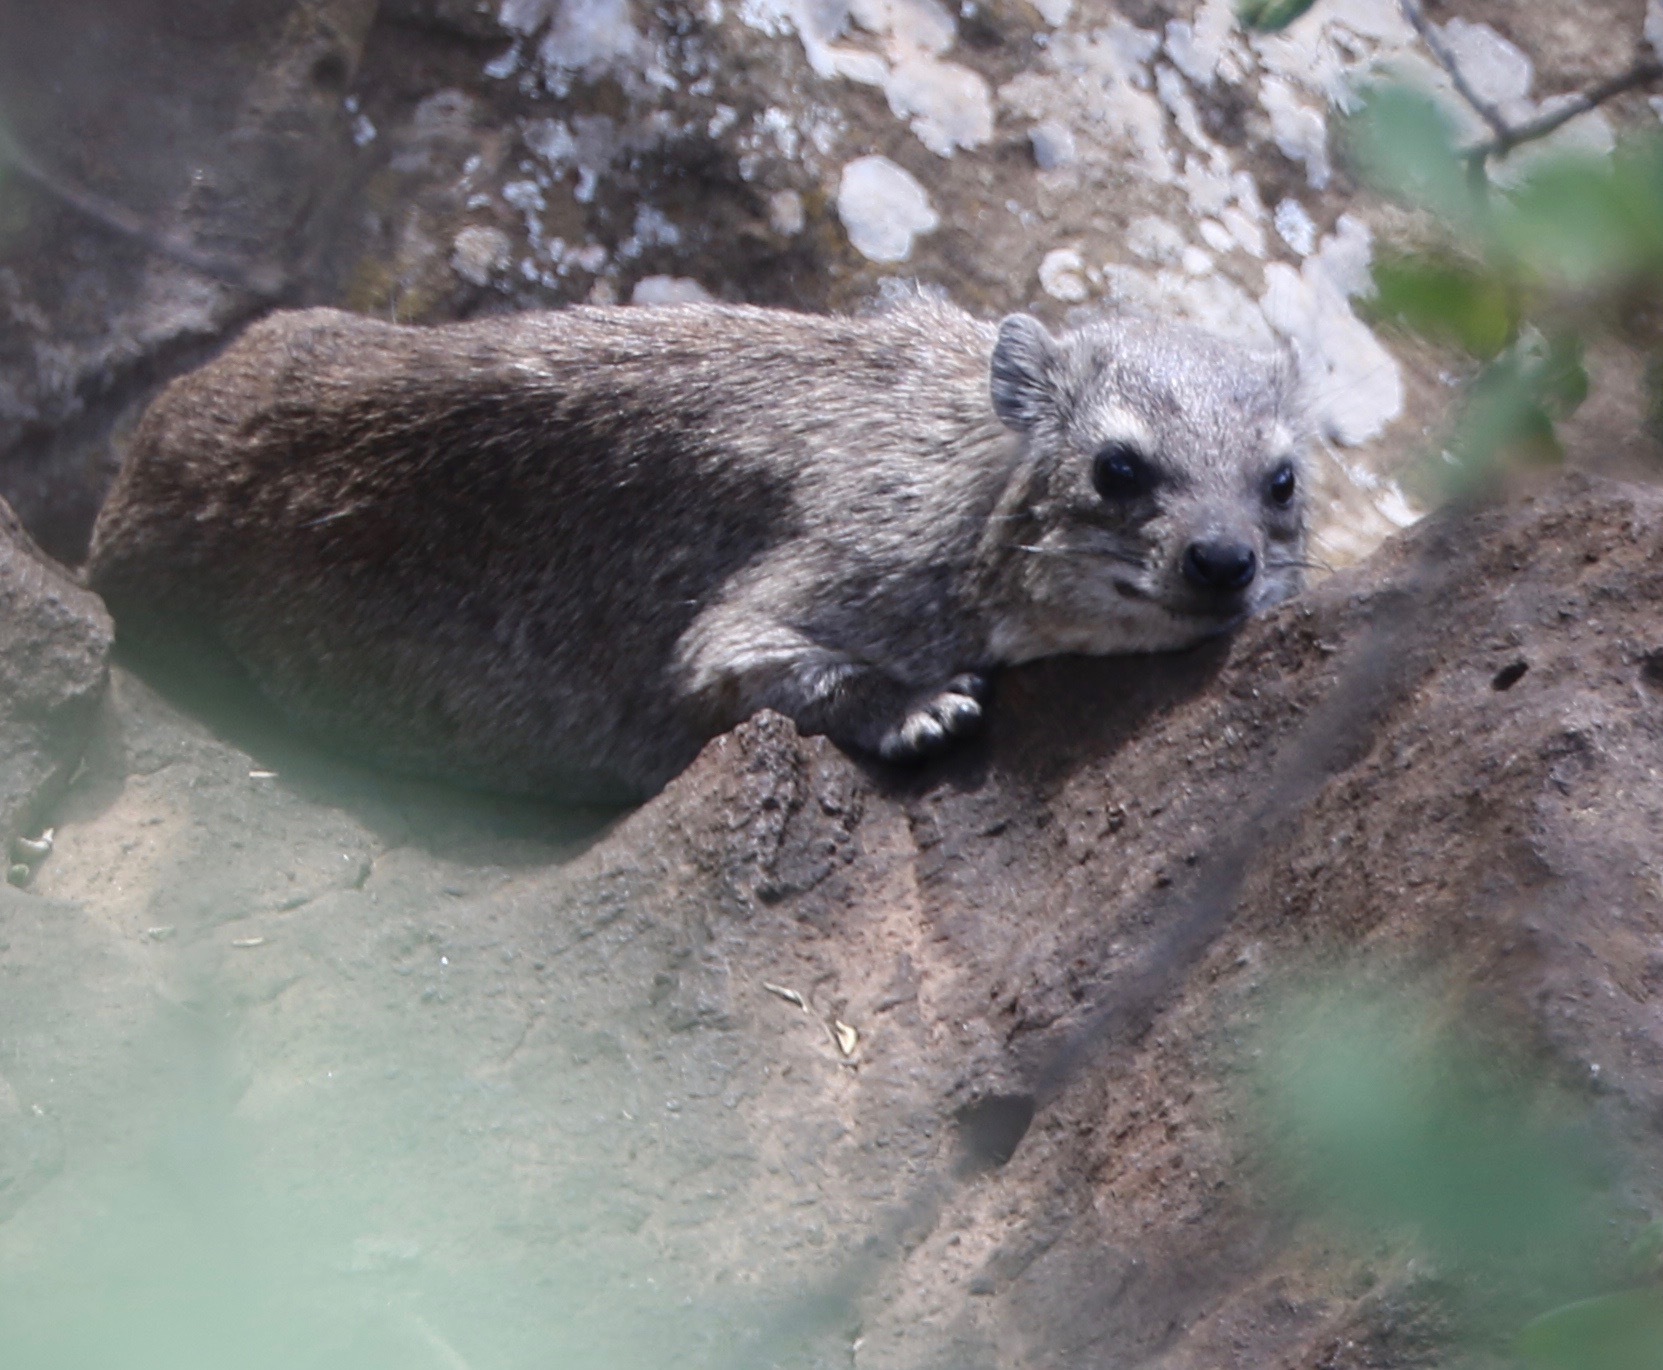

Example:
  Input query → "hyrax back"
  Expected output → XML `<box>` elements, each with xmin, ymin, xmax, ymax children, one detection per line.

<box><xmin>88</xmin><ymin>300</ymin><xmax>1307</xmax><ymax>799</ymax></box>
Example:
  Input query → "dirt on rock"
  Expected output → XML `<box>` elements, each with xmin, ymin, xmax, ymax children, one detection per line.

<box><xmin>0</xmin><ymin>472</ymin><xmax>1660</xmax><ymax>1367</ymax></box>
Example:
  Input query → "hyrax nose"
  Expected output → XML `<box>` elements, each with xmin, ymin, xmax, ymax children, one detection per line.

<box><xmin>1183</xmin><ymin>539</ymin><xmax>1257</xmax><ymax>593</ymax></box>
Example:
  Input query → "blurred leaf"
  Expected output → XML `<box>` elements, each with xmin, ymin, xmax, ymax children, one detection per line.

<box><xmin>1344</xmin><ymin>83</ymin><xmax>1481</xmax><ymax>232</ymax></box>
<box><xmin>1539</xmin><ymin>333</ymin><xmax>1591</xmax><ymax>415</ymax></box>
<box><xmin>1498</xmin><ymin>148</ymin><xmax>1663</xmax><ymax>291</ymax></box>
<box><xmin>1257</xmin><ymin>987</ymin><xmax>1606</xmax><ymax>1273</ymax></box>
<box><xmin>1437</xmin><ymin>336</ymin><xmax>1587</xmax><ymax>491</ymax></box>
<box><xmin>1369</xmin><ymin>253</ymin><xmax>1516</xmax><ymax>358</ymax></box>
<box><xmin>1517</xmin><ymin>1290</ymin><xmax>1663</xmax><ymax>1370</ymax></box>
<box><xmin>1629</xmin><ymin>1222</ymin><xmax>1663</xmax><ymax>1283</ymax></box>
<box><xmin>1236</xmin><ymin>0</ymin><xmax>1319</xmax><ymax>32</ymax></box>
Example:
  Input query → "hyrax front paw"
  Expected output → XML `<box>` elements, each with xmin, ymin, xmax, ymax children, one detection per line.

<box><xmin>877</xmin><ymin>674</ymin><xmax>990</xmax><ymax>763</ymax></box>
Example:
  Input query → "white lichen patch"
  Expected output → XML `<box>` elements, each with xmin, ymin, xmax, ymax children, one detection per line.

<box><xmin>1198</xmin><ymin>219</ymin><xmax>1235</xmax><ymax>256</ymax></box>
<box><xmin>1181</xmin><ymin>244</ymin><xmax>1215</xmax><ymax>276</ymax></box>
<box><xmin>630</xmin><ymin>275</ymin><xmax>715</xmax><ymax>304</ymax></box>
<box><xmin>1027</xmin><ymin>0</ymin><xmax>1072</xmax><ymax>28</ymax></box>
<box><xmin>345</xmin><ymin>97</ymin><xmax>378</xmax><ymax>148</ymax></box>
<box><xmin>737</xmin><ymin>0</ymin><xmax>990</xmax><ymax>157</ymax></box>
<box><xmin>1003</xmin><ymin>27</ymin><xmax>1174</xmax><ymax>186</ymax></box>
<box><xmin>568</xmin><ymin>241</ymin><xmax>608</xmax><ymax>273</ymax></box>
<box><xmin>616</xmin><ymin>204</ymin><xmax>682</xmax><ymax>259</ymax></box>
<box><xmin>1098</xmin><ymin>260</ymin><xmax>1275</xmax><ymax>348</ymax></box>
<box><xmin>523</xmin><ymin>116</ymin><xmax>578</xmax><ymax>167</ymax></box>
<box><xmin>1438</xmin><ymin>16</ymin><xmax>1534</xmax><ymax>112</ymax></box>
<box><xmin>1163</xmin><ymin>2</ymin><xmax>1244</xmax><ymax>86</ymax></box>
<box><xmin>1029</xmin><ymin>120</ymin><xmax>1076</xmax><ymax>169</ymax></box>
<box><xmin>1126</xmin><ymin>215</ymin><xmax>1187</xmax><ymax>266</ymax></box>
<box><xmin>1221</xmin><ymin>206</ymin><xmax>1266</xmax><ymax>258</ymax></box>
<box><xmin>884</xmin><ymin>54</ymin><xmax>994</xmax><ymax>156</ymax></box>
<box><xmin>1038</xmin><ymin>247</ymin><xmax>1090</xmax><ymax>302</ymax></box>
<box><xmin>519</xmin><ymin>112</ymin><xmax>617</xmax><ymax>205</ymax></box>
<box><xmin>1250</xmin><ymin>0</ymin><xmax>1412</xmax><ymax>105</ymax></box>
<box><xmin>1274</xmin><ymin>198</ymin><xmax>1317</xmax><ymax>257</ymax></box>
<box><xmin>836</xmin><ymin>155</ymin><xmax>939</xmax><ymax>261</ymax></box>
<box><xmin>451</xmin><ymin>225</ymin><xmax>514</xmax><ymax>285</ymax></box>
<box><xmin>1156</xmin><ymin>62</ymin><xmax>1219</xmax><ymax>158</ymax></box>
<box><xmin>850</xmin><ymin>0</ymin><xmax>954</xmax><ymax>51</ymax></box>
<box><xmin>1261</xmin><ymin>215</ymin><xmax>1403</xmax><ymax>448</ymax></box>
<box><xmin>1257</xmin><ymin>75</ymin><xmax>1331</xmax><ymax>189</ymax></box>
<box><xmin>497</xmin><ymin>0</ymin><xmax>684</xmax><ymax>95</ymax></box>
<box><xmin>515</xmin><ymin>0</ymin><xmax>644</xmax><ymax>77</ymax></box>
<box><xmin>768</xmin><ymin>188</ymin><xmax>806</xmax><ymax>235</ymax></box>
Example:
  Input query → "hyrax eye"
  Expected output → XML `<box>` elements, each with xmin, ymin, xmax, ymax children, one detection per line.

<box><xmin>1092</xmin><ymin>442</ymin><xmax>1155</xmax><ymax>501</ymax></box>
<box><xmin>1266</xmin><ymin>461</ymin><xmax>1297</xmax><ymax>507</ymax></box>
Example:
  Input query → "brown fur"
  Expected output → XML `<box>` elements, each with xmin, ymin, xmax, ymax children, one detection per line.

<box><xmin>88</xmin><ymin>299</ymin><xmax>1306</xmax><ymax>798</ymax></box>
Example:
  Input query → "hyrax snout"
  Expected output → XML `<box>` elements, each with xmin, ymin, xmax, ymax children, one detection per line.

<box><xmin>87</xmin><ymin>298</ymin><xmax>1308</xmax><ymax>800</ymax></box>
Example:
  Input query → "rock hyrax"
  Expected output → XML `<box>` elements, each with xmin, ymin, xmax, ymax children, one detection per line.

<box><xmin>87</xmin><ymin>298</ymin><xmax>1308</xmax><ymax>799</ymax></box>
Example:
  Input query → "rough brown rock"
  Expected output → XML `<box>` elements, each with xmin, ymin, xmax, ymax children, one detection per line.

<box><xmin>2</xmin><ymin>472</ymin><xmax>1661</xmax><ymax>1366</ymax></box>
<box><xmin>24</xmin><ymin>0</ymin><xmax>1646</xmax><ymax>563</ymax></box>
<box><xmin>0</xmin><ymin>495</ymin><xmax>111</xmax><ymax>858</ymax></box>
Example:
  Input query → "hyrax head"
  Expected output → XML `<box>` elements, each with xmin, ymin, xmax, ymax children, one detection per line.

<box><xmin>988</xmin><ymin>311</ymin><xmax>1309</xmax><ymax>659</ymax></box>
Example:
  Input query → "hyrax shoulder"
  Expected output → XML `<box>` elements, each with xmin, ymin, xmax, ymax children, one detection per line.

<box><xmin>88</xmin><ymin>300</ymin><xmax>1308</xmax><ymax>800</ymax></box>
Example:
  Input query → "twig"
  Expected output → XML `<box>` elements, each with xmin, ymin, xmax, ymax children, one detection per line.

<box><xmin>1397</xmin><ymin>0</ymin><xmax>1510</xmax><ymax>142</ymax></box>
<box><xmin>1397</xmin><ymin>0</ymin><xmax>1663</xmax><ymax>169</ymax></box>
<box><xmin>1473</xmin><ymin>58</ymin><xmax>1663</xmax><ymax>159</ymax></box>
<box><xmin>0</xmin><ymin>129</ymin><xmax>282</xmax><ymax>299</ymax></box>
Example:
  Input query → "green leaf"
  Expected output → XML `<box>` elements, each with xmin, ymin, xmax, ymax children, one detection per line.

<box><xmin>1236</xmin><ymin>0</ymin><xmax>1320</xmax><ymax>32</ymax></box>
<box><xmin>1498</xmin><ymin>151</ymin><xmax>1663</xmax><ymax>291</ymax></box>
<box><xmin>1538</xmin><ymin>334</ymin><xmax>1590</xmax><ymax>416</ymax></box>
<box><xmin>1434</xmin><ymin>334</ymin><xmax>1588</xmax><ymax>493</ymax></box>
<box><xmin>1369</xmin><ymin>252</ymin><xmax>1516</xmax><ymax>358</ymax></box>
<box><xmin>1343</xmin><ymin>83</ymin><xmax>1481</xmax><ymax>233</ymax></box>
<box><xmin>1255</xmin><ymin>987</ymin><xmax>1606</xmax><ymax>1274</ymax></box>
<box><xmin>1628</xmin><ymin>1222</ymin><xmax>1663</xmax><ymax>1283</ymax></box>
<box><xmin>1518</xmin><ymin>1290</ymin><xmax>1663</xmax><ymax>1370</ymax></box>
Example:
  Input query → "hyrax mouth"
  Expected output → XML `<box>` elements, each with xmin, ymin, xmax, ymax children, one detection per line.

<box><xmin>1115</xmin><ymin>571</ymin><xmax>1255</xmax><ymax>615</ymax></box>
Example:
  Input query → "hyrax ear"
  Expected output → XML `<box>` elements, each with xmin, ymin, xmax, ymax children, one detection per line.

<box><xmin>990</xmin><ymin>314</ymin><xmax>1061</xmax><ymax>433</ymax></box>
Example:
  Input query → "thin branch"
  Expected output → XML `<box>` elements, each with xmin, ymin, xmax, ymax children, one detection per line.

<box><xmin>1398</xmin><ymin>0</ymin><xmax>1663</xmax><ymax>168</ymax></box>
<box><xmin>1474</xmin><ymin>58</ymin><xmax>1663</xmax><ymax>159</ymax></box>
<box><xmin>1397</xmin><ymin>0</ymin><xmax>1511</xmax><ymax>141</ymax></box>
<box><xmin>0</xmin><ymin>130</ymin><xmax>282</xmax><ymax>300</ymax></box>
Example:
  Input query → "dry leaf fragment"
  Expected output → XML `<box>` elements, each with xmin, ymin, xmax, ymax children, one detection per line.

<box><xmin>762</xmin><ymin>981</ymin><xmax>808</xmax><ymax>1010</ymax></box>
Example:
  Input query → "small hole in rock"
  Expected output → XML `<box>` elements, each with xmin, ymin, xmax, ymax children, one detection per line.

<box><xmin>1491</xmin><ymin>660</ymin><xmax>1528</xmax><ymax>691</ymax></box>
<box><xmin>1641</xmin><ymin>651</ymin><xmax>1663</xmax><ymax>692</ymax></box>
<box><xmin>955</xmin><ymin>1093</ymin><xmax>1035</xmax><ymax>1172</ymax></box>
<box><xmin>311</xmin><ymin>50</ymin><xmax>350</xmax><ymax>90</ymax></box>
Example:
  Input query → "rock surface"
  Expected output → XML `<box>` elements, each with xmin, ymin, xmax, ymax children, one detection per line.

<box><xmin>2</xmin><ymin>472</ymin><xmax>1662</xmax><ymax>1366</ymax></box>
<box><xmin>0</xmin><ymin>496</ymin><xmax>111</xmax><ymax>859</ymax></box>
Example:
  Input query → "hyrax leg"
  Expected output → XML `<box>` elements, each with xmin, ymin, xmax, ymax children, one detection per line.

<box><xmin>678</xmin><ymin>615</ymin><xmax>988</xmax><ymax>763</ymax></box>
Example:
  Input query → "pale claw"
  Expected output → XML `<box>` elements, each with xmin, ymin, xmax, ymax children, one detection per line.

<box><xmin>878</xmin><ymin>677</ymin><xmax>988</xmax><ymax>762</ymax></box>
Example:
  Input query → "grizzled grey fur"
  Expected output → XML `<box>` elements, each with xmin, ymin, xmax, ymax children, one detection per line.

<box><xmin>87</xmin><ymin>298</ymin><xmax>1308</xmax><ymax>800</ymax></box>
